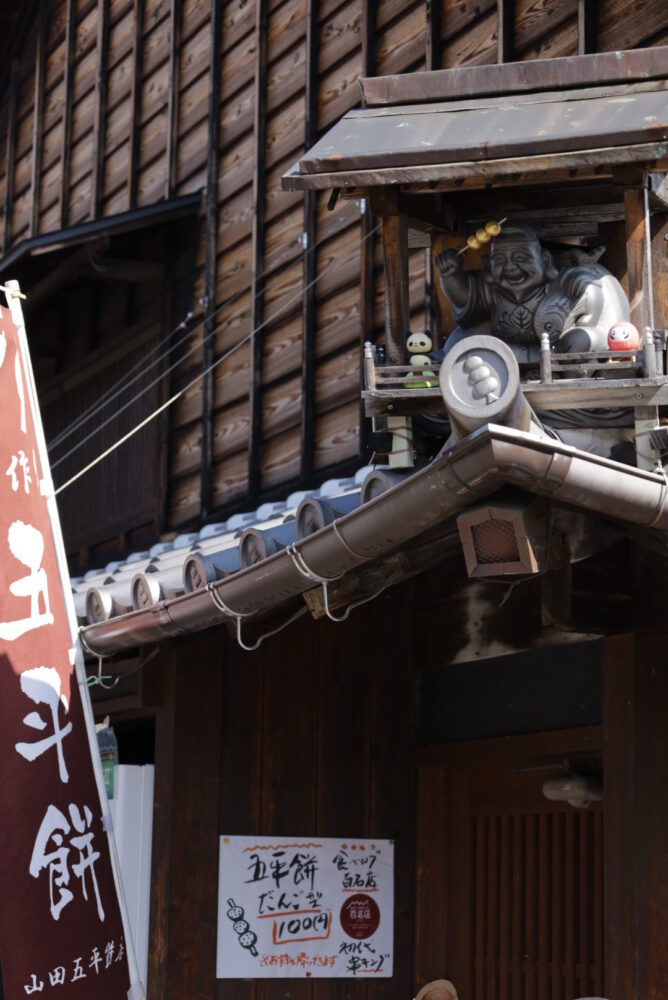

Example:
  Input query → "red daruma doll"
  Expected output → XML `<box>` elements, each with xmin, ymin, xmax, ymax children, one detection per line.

<box><xmin>608</xmin><ymin>320</ymin><xmax>640</xmax><ymax>353</ymax></box>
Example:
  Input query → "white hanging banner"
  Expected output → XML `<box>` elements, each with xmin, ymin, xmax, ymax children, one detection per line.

<box><xmin>216</xmin><ymin>836</ymin><xmax>394</xmax><ymax>978</ymax></box>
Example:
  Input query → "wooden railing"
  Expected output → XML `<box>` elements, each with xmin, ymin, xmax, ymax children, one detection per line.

<box><xmin>362</xmin><ymin>334</ymin><xmax>668</xmax><ymax>418</ymax></box>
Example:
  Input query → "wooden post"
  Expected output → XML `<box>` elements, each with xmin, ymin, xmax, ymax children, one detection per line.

<box><xmin>372</xmin><ymin>189</ymin><xmax>409</xmax><ymax>365</ymax></box>
<box><xmin>425</xmin><ymin>0</ymin><xmax>441</xmax><ymax>346</ymax></box>
<box><xmin>359</xmin><ymin>0</ymin><xmax>377</xmax><ymax>459</ymax></box>
<box><xmin>29</xmin><ymin>0</ymin><xmax>47</xmax><ymax>239</ymax></box>
<box><xmin>128</xmin><ymin>0</ymin><xmax>145</xmax><ymax>210</ymax></box>
<box><xmin>624</xmin><ymin>179</ymin><xmax>661</xmax><ymax>469</ymax></box>
<box><xmin>603</xmin><ymin>630</ymin><xmax>668</xmax><ymax>999</ymax></box>
<box><xmin>248</xmin><ymin>0</ymin><xmax>269</xmax><ymax>498</ymax></box>
<box><xmin>3</xmin><ymin>59</ymin><xmax>19</xmax><ymax>255</ymax></box>
<box><xmin>624</xmin><ymin>183</ymin><xmax>652</xmax><ymax>332</ymax></box>
<box><xmin>165</xmin><ymin>0</ymin><xmax>182</xmax><ymax>200</ymax></box>
<box><xmin>300</xmin><ymin>0</ymin><xmax>319</xmax><ymax>481</ymax></box>
<box><xmin>201</xmin><ymin>0</ymin><xmax>223</xmax><ymax>520</ymax></box>
<box><xmin>59</xmin><ymin>0</ymin><xmax>75</xmax><ymax>229</ymax></box>
<box><xmin>91</xmin><ymin>0</ymin><xmax>110</xmax><ymax>219</ymax></box>
<box><xmin>372</xmin><ymin>188</ymin><xmax>414</xmax><ymax>468</ymax></box>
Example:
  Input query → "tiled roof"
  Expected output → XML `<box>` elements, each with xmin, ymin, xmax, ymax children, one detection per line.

<box><xmin>73</xmin><ymin>467</ymin><xmax>375</xmax><ymax>627</ymax></box>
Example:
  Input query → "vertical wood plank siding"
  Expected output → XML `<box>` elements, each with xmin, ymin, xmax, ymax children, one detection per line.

<box><xmin>202</xmin><ymin>0</ymin><xmax>223</xmax><ymax>519</ymax></box>
<box><xmin>91</xmin><ymin>0</ymin><xmax>110</xmax><ymax>219</ymax></box>
<box><xmin>360</xmin><ymin>0</ymin><xmax>377</xmax><ymax>455</ymax></box>
<box><xmin>3</xmin><ymin>60</ymin><xmax>19</xmax><ymax>254</ymax></box>
<box><xmin>165</xmin><ymin>0</ymin><xmax>181</xmax><ymax>199</ymax></box>
<box><xmin>497</xmin><ymin>0</ymin><xmax>514</xmax><ymax>63</ymax></box>
<box><xmin>59</xmin><ymin>0</ymin><xmax>75</xmax><ymax>229</ymax></box>
<box><xmin>1</xmin><ymin>1</ymin><xmax>667</xmax><ymax>531</ymax></box>
<box><xmin>128</xmin><ymin>0</ymin><xmax>145</xmax><ymax>209</ymax></box>
<box><xmin>300</xmin><ymin>0</ymin><xmax>319</xmax><ymax>480</ymax></box>
<box><xmin>248</xmin><ymin>0</ymin><xmax>269</xmax><ymax>497</ymax></box>
<box><xmin>29</xmin><ymin>0</ymin><xmax>46</xmax><ymax>238</ymax></box>
<box><xmin>578</xmin><ymin>0</ymin><xmax>597</xmax><ymax>53</ymax></box>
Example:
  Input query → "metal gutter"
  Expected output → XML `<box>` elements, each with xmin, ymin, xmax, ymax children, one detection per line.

<box><xmin>80</xmin><ymin>424</ymin><xmax>668</xmax><ymax>656</ymax></box>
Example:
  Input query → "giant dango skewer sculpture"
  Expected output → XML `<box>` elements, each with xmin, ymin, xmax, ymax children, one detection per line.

<box><xmin>457</xmin><ymin>217</ymin><xmax>507</xmax><ymax>255</ymax></box>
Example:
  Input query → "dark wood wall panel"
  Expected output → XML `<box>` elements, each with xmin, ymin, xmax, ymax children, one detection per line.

<box><xmin>514</xmin><ymin>0</ymin><xmax>577</xmax><ymax>59</ymax></box>
<box><xmin>2</xmin><ymin>0</ymin><xmax>668</xmax><ymax>534</ymax></box>
<box><xmin>134</xmin><ymin>582</ymin><xmax>416</xmax><ymax>1000</ymax></box>
<box><xmin>598</xmin><ymin>0</ymin><xmax>668</xmax><ymax>49</ymax></box>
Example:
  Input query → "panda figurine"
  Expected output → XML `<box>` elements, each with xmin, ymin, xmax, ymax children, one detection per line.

<box><xmin>405</xmin><ymin>331</ymin><xmax>438</xmax><ymax>388</ymax></box>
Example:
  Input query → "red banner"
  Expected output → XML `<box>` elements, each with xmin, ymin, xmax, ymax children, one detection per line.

<box><xmin>0</xmin><ymin>300</ymin><xmax>134</xmax><ymax>998</ymax></box>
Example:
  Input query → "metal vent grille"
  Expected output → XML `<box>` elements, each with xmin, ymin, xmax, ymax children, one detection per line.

<box><xmin>470</xmin><ymin>519</ymin><xmax>520</xmax><ymax>564</ymax></box>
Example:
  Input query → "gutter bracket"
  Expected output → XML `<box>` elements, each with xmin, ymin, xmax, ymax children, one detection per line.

<box><xmin>209</xmin><ymin>583</ymin><xmax>307</xmax><ymax>652</ymax></box>
<box><xmin>286</xmin><ymin>543</ymin><xmax>340</xmax><ymax>585</ymax></box>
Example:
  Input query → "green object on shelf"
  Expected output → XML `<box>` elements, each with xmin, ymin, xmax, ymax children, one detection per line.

<box><xmin>102</xmin><ymin>757</ymin><xmax>115</xmax><ymax>799</ymax></box>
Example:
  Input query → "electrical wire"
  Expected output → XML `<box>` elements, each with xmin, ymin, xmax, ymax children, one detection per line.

<box><xmin>51</xmin><ymin>216</ymin><xmax>375</xmax><ymax>472</ymax></box>
<box><xmin>47</xmin><ymin>204</ymin><xmax>364</xmax><ymax>454</ymax></box>
<box><xmin>54</xmin><ymin>222</ymin><xmax>381</xmax><ymax>496</ymax></box>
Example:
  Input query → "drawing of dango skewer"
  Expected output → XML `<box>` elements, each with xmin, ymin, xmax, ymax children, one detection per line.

<box><xmin>457</xmin><ymin>217</ymin><xmax>507</xmax><ymax>255</ymax></box>
<box><xmin>226</xmin><ymin>898</ymin><xmax>259</xmax><ymax>957</ymax></box>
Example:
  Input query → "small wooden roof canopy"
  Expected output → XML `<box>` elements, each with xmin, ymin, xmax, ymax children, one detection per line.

<box><xmin>284</xmin><ymin>47</ymin><xmax>668</xmax><ymax>190</ymax></box>
<box><xmin>283</xmin><ymin>46</ymin><xmax>668</xmax><ymax>367</ymax></box>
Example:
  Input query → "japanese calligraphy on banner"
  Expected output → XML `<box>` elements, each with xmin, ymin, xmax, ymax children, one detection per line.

<box><xmin>0</xmin><ymin>291</ymin><xmax>137</xmax><ymax>999</ymax></box>
<box><xmin>216</xmin><ymin>836</ymin><xmax>394</xmax><ymax>978</ymax></box>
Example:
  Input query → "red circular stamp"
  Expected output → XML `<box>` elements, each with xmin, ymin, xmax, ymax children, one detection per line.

<box><xmin>339</xmin><ymin>893</ymin><xmax>380</xmax><ymax>939</ymax></box>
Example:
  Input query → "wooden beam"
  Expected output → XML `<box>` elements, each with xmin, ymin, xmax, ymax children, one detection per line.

<box><xmin>165</xmin><ymin>0</ymin><xmax>182</xmax><ymax>200</ymax></box>
<box><xmin>29</xmin><ymin>0</ymin><xmax>47</xmax><ymax>239</ymax></box>
<box><xmin>577</xmin><ymin>0</ymin><xmax>596</xmax><ymax>55</ymax></box>
<box><xmin>371</xmin><ymin>189</ymin><xmax>409</xmax><ymax>364</ymax></box>
<box><xmin>624</xmin><ymin>182</ymin><xmax>652</xmax><ymax>331</ymax></box>
<box><xmin>426</xmin><ymin>0</ymin><xmax>441</xmax><ymax>72</ymax></box>
<box><xmin>420</xmin><ymin>726</ymin><xmax>603</xmax><ymax>768</ymax></box>
<box><xmin>201</xmin><ymin>0</ymin><xmax>223</xmax><ymax>520</ymax></box>
<box><xmin>362</xmin><ymin>0</ymin><xmax>376</xmax><ymax>79</ymax></box>
<box><xmin>248</xmin><ymin>0</ymin><xmax>269</xmax><ymax>497</ymax></box>
<box><xmin>59</xmin><ymin>0</ymin><xmax>76</xmax><ymax>230</ymax></box>
<box><xmin>3</xmin><ymin>59</ymin><xmax>19</xmax><ymax>255</ymax></box>
<box><xmin>360</xmin><ymin>0</ymin><xmax>377</xmax><ymax>456</ymax></box>
<box><xmin>425</xmin><ymin>0</ymin><xmax>442</xmax><ymax>345</ymax></box>
<box><xmin>128</xmin><ymin>0</ymin><xmax>145</xmax><ymax>210</ymax></box>
<box><xmin>497</xmin><ymin>0</ymin><xmax>514</xmax><ymax>64</ymax></box>
<box><xmin>91</xmin><ymin>0</ymin><xmax>110</xmax><ymax>219</ymax></box>
<box><xmin>300</xmin><ymin>0</ymin><xmax>320</xmax><ymax>480</ymax></box>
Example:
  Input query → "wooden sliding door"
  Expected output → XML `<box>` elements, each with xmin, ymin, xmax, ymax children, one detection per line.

<box><xmin>416</xmin><ymin>729</ymin><xmax>604</xmax><ymax>1000</ymax></box>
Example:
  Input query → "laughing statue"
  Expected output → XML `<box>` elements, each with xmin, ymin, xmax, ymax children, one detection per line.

<box><xmin>434</xmin><ymin>223</ymin><xmax>630</xmax><ymax>357</ymax></box>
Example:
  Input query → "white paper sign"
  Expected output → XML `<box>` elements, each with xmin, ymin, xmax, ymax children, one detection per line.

<box><xmin>216</xmin><ymin>836</ymin><xmax>394</xmax><ymax>978</ymax></box>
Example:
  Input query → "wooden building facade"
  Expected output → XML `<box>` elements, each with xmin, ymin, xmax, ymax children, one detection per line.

<box><xmin>1</xmin><ymin>3</ymin><xmax>668</xmax><ymax>1000</ymax></box>
<box><xmin>110</xmin><ymin>556</ymin><xmax>668</xmax><ymax>1000</ymax></box>
<box><xmin>1</xmin><ymin>0</ymin><xmax>668</xmax><ymax>564</ymax></box>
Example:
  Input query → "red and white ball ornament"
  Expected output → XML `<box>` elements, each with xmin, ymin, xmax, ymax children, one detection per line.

<box><xmin>607</xmin><ymin>321</ymin><xmax>640</xmax><ymax>352</ymax></box>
